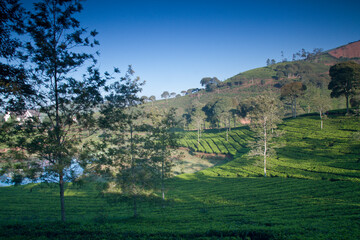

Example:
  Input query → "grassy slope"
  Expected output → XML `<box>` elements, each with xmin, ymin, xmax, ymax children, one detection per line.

<box><xmin>148</xmin><ymin>58</ymin><xmax>344</xmax><ymax>118</ymax></box>
<box><xmin>1</xmin><ymin>113</ymin><xmax>360</xmax><ymax>239</ymax></box>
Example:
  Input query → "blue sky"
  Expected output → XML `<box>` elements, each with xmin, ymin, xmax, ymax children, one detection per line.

<box><xmin>44</xmin><ymin>0</ymin><xmax>360</xmax><ymax>98</ymax></box>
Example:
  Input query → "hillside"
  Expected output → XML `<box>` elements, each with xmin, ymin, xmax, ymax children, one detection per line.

<box><xmin>149</xmin><ymin>40</ymin><xmax>360</xmax><ymax>119</ymax></box>
<box><xmin>1</xmin><ymin>113</ymin><xmax>360</xmax><ymax>239</ymax></box>
<box><xmin>328</xmin><ymin>40</ymin><xmax>360</xmax><ymax>59</ymax></box>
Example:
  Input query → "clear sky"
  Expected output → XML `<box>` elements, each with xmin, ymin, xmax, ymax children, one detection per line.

<box><xmin>41</xmin><ymin>0</ymin><xmax>360</xmax><ymax>98</ymax></box>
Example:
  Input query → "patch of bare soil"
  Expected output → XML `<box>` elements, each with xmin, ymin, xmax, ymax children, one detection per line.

<box><xmin>328</xmin><ymin>40</ymin><xmax>360</xmax><ymax>59</ymax></box>
<box><xmin>172</xmin><ymin>148</ymin><xmax>232</xmax><ymax>175</ymax></box>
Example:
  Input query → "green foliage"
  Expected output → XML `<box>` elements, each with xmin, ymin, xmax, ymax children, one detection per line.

<box><xmin>83</xmin><ymin>67</ymin><xmax>148</xmax><ymax>218</ymax></box>
<box><xmin>247</xmin><ymin>94</ymin><xmax>283</xmax><ymax>177</ymax></box>
<box><xmin>0</xmin><ymin>0</ymin><xmax>107</xmax><ymax>222</ymax></box>
<box><xmin>146</xmin><ymin>108</ymin><xmax>180</xmax><ymax>204</ymax></box>
<box><xmin>227</xmin><ymin>67</ymin><xmax>276</xmax><ymax>83</ymax></box>
<box><xmin>281</xmin><ymin>82</ymin><xmax>307</xmax><ymax>118</ymax></box>
<box><xmin>329</xmin><ymin>61</ymin><xmax>360</xmax><ymax>113</ymax></box>
<box><xmin>0</xmin><ymin>0</ymin><xmax>35</xmax><ymax>112</ymax></box>
<box><xmin>1</xmin><ymin>114</ymin><xmax>360</xmax><ymax>239</ymax></box>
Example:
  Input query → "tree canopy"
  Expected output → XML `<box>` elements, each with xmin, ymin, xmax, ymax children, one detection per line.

<box><xmin>0</xmin><ymin>0</ymin><xmax>34</xmax><ymax>112</ymax></box>
<box><xmin>248</xmin><ymin>93</ymin><xmax>283</xmax><ymax>177</ymax></box>
<box><xmin>281</xmin><ymin>82</ymin><xmax>307</xmax><ymax>118</ymax></box>
<box><xmin>328</xmin><ymin>61</ymin><xmax>360</xmax><ymax>114</ymax></box>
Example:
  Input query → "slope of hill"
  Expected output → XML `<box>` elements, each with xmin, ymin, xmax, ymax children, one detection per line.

<box><xmin>328</xmin><ymin>40</ymin><xmax>360</xmax><ymax>59</ymax></box>
<box><xmin>189</xmin><ymin>113</ymin><xmax>360</xmax><ymax>181</ymax></box>
<box><xmin>150</xmin><ymin>41</ymin><xmax>360</xmax><ymax>119</ymax></box>
<box><xmin>1</xmin><ymin>113</ymin><xmax>359</xmax><ymax>239</ymax></box>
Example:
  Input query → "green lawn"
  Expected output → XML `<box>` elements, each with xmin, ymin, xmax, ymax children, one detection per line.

<box><xmin>1</xmin><ymin>113</ymin><xmax>360</xmax><ymax>239</ymax></box>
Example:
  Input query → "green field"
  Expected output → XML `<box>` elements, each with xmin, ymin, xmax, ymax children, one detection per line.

<box><xmin>0</xmin><ymin>113</ymin><xmax>360</xmax><ymax>239</ymax></box>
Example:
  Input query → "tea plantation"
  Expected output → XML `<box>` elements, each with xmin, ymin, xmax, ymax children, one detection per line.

<box><xmin>0</xmin><ymin>112</ymin><xmax>359</xmax><ymax>239</ymax></box>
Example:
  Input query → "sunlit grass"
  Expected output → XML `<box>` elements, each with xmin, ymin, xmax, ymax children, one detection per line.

<box><xmin>1</xmin><ymin>112</ymin><xmax>360</xmax><ymax>239</ymax></box>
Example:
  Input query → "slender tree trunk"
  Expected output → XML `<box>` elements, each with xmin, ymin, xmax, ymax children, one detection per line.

<box><xmin>133</xmin><ymin>195</ymin><xmax>137</xmax><ymax>218</ymax></box>
<box><xmin>226</xmin><ymin>128</ymin><xmax>229</xmax><ymax>142</ymax></box>
<box><xmin>197</xmin><ymin>127</ymin><xmax>200</xmax><ymax>145</ymax></box>
<box><xmin>320</xmin><ymin>110</ymin><xmax>323</xmax><ymax>129</ymax></box>
<box><xmin>130</xmin><ymin>124</ymin><xmax>137</xmax><ymax>218</ymax></box>
<box><xmin>346</xmin><ymin>95</ymin><xmax>349</xmax><ymax>114</ymax></box>
<box><xmin>59</xmin><ymin>173</ymin><xmax>66</xmax><ymax>222</ymax></box>
<box><xmin>294</xmin><ymin>97</ymin><xmax>297</xmax><ymax>118</ymax></box>
<box><xmin>52</xmin><ymin>7</ymin><xmax>66</xmax><ymax>222</ymax></box>
<box><xmin>228</xmin><ymin>117</ymin><xmax>231</xmax><ymax>132</ymax></box>
<box><xmin>263</xmin><ymin>118</ymin><xmax>267</xmax><ymax>177</ymax></box>
<box><xmin>161</xmin><ymin>159</ymin><xmax>165</xmax><ymax>208</ymax></box>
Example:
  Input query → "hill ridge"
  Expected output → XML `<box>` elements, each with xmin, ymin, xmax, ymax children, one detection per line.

<box><xmin>327</xmin><ymin>40</ymin><xmax>360</xmax><ymax>59</ymax></box>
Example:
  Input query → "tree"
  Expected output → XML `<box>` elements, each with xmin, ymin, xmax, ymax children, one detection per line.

<box><xmin>149</xmin><ymin>95</ymin><xmax>156</xmax><ymax>106</ymax></box>
<box><xmin>84</xmin><ymin>67</ymin><xmax>148</xmax><ymax>218</ymax></box>
<box><xmin>266</xmin><ymin>58</ymin><xmax>271</xmax><ymax>66</ymax></box>
<box><xmin>170</xmin><ymin>92</ymin><xmax>176</xmax><ymax>98</ymax></box>
<box><xmin>141</xmin><ymin>95</ymin><xmax>148</xmax><ymax>102</ymax></box>
<box><xmin>311</xmin><ymin>88</ymin><xmax>331</xmax><ymax>129</ymax></box>
<box><xmin>0</xmin><ymin>0</ymin><xmax>105</xmax><ymax>222</ymax></box>
<box><xmin>248</xmin><ymin>94</ymin><xmax>283</xmax><ymax>177</ymax></box>
<box><xmin>213</xmin><ymin>98</ymin><xmax>232</xmax><ymax>140</ymax></box>
<box><xmin>350</xmin><ymin>90</ymin><xmax>360</xmax><ymax>115</ymax></box>
<box><xmin>281</xmin><ymin>82</ymin><xmax>306</xmax><ymax>118</ymax></box>
<box><xmin>200</xmin><ymin>77</ymin><xmax>220</xmax><ymax>92</ymax></box>
<box><xmin>189</xmin><ymin>101</ymin><xmax>206</xmax><ymax>145</ymax></box>
<box><xmin>0</xmin><ymin>0</ymin><xmax>34</xmax><ymax>112</ymax></box>
<box><xmin>161</xmin><ymin>91</ymin><xmax>170</xmax><ymax>101</ymax></box>
<box><xmin>328</xmin><ymin>61</ymin><xmax>360</xmax><ymax>114</ymax></box>
<box><xmin>202</xmin><ymin>98</ymin><xmax>230</xmax><ymax>129</ymax></box>
<box><xmin>146</xmin><ymin>108</ymin><xmax>179</xmax><ymax>207</ymax></box>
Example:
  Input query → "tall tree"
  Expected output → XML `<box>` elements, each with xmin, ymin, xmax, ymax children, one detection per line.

<box><xmin>84</xmin><ymin>67</ymin><xmax>149</xmax><ymax>218</ymax></box>
<box><xmin>281</xmin><ymin>82</ymin><xmax>306</xmax><ymax>118</ymax></box>
<box><xmin>0</xmin><ymin>0</ymin><xmax>105</xmax><ymax>222</ymax></box>
<box><xmin>146</xmin><ymin>108</ymin><xmax>178</xmax><ymax>207</ymax></box>
<box><xmin>328</xmin><ymin>61</ymin><xmax>360</xmax><ymax>114</ymax></box>
<box><xmin>189</xmin><ymin>101</ymin><xmax>206</xmax><ymax>145</ymax></box>
<box><xmin>248</xmin><ymin>94</ymin><xmax>283</xmax><ymax>177</ymax></box>
<box><xmin>203</xmin><ymin>98</ymin><xmax>230</xmax><ymax>129</ymax></box>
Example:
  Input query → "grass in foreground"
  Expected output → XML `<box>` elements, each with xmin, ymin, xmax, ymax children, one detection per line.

<box><xmin>0</xmin><ymin>113</ymin><xmax>359</xmax><ymax>239</ymax></box>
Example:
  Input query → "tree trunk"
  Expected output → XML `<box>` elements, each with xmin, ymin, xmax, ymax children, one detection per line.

<box><xmin>130</xmin><ymin>124</ymin><xmax>137</xmax><ymax>218</ymax></box>
<box><xmin>346</xmin><ymin>95</ymin><xmax>349</xmax><ymax>114</ymax></box>
<box><xmin>59</xmin><ymin>173</ymin><xmax>66</xmax><ymax>222</ymax></box>
<box><xmin>228</xmin><ymin>117</ymin><xmax>231</xmax><ymax>132</ymax></box>
<box><xmin>197</xmin><ymin>127</ymin><xmax>200</xmax><ymax>145</ymax></box>
<box><xmin>161</xmin><ymin>159</ymin><xmax>165</xmax><ymax>208</ymax></box>
<box><xmin>320</xmin><ymin>110</ymin><xmax>323</xmax><ymax>129</ymax></box>
<box><xmin>133</xmin><ymin>195</ymin><xmax>137</xmax><ymax>218</ymax></box>
<box><xmin>293</xmin><ymin>97</ymin><xmax>297</xmax><ymax>118</ymax></box>
<box><xmin>263</xmin><ymin>118</ymin><xmax>267</xmax><ymax>177</ymax></box>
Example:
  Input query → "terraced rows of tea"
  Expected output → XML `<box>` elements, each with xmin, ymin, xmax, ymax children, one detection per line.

<box><xmin>179</xmin><ymin>114</ymin><xmax>360</xmax><ymax>182</ymax></box>
<box><xmin>178</xmin><ymin>127</ymin><xmax>253</xmax><ymax>156</ymax></box>
<box><xmin>1</xmin><ymin>113</ymin><xmax>360</xmax><ymax>239</ymax></box>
